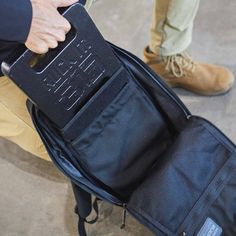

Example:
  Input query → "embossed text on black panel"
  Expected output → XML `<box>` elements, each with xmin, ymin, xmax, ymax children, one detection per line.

<box><xmin>41</xmin><ymin>38</ymin><xmax>106</xmax><ymax>111</ymax></box>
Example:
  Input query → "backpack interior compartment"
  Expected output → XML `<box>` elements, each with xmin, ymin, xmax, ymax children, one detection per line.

<box><xmin>197</xmin><ymin>170</ymin><xmax>236</xmax><ymax>236</ymax></box>
<box><xmin>127</xmin><ymin>117</ymin><xmax>236</xmax><ymax>236</ymax></box>
<box><xmin>62</xmin><ymin>68</ymin><xmax>177</xmax><ymax>200</ymax></box>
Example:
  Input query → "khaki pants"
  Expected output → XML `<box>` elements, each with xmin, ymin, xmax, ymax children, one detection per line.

<box><xmin>0</xmin><ymin>76</ymin><xmax>50</xmax><ymax>160</ymax></box>
<box><xmin>0</xmin><ymin>0</ymin><xmax>200</xmax><ymax>161</ymax></box>
<box><xmin>150</xmin><ymin>0</ymin><xmax>200</xmax><ymax>56</ymax></box>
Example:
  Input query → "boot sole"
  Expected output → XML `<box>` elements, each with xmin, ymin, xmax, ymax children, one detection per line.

<box><xmin>161</xmin><ymin>77</ymin><xmax>233</xmax><ymax>96</ymax></box>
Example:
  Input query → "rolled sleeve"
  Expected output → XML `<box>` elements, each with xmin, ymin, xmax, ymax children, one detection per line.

<box><xmin>0</xmin><ymin>0</ymin><xmax>32</xmax><ymax>43</ymax></box>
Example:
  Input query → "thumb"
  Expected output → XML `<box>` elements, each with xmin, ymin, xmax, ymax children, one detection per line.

<box><xmin>54</xmin><ymin>0</ymin><xmax>78</xmax><ymax>8</ymax></box>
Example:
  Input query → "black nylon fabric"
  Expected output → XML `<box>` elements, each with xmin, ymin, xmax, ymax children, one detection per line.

<box><xmin>28</xmin><ymin>44</ymin><xmax>236</xmax><ymax>236</ymax></box>
<box><xmin>70</xmin><ymin>77</ymin><xmax>173</xmax><ymax>199</ymax></box>
<box><xmin>206</xmin><ymin>172</ymin><xmax>236</xmax><ymax>236</ymax></box>
<box><xmin>127</xmin><ymin>117</ymin><xmax>236</xmax><ymax>235</ymax></box>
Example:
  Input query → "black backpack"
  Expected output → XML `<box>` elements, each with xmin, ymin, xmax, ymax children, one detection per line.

<box><xmin>2</xmin><ymin>4</ymin><xmax>236</xmax><ymax>236</ymax></box>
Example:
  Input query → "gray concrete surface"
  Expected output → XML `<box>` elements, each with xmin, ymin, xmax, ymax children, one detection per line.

<box><xmin>0</xmin><ymin>0</ymin><xmax>236</xmax><ymax>235</ymax></box>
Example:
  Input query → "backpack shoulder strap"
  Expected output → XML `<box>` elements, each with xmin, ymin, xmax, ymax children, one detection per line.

<box><xmin>72</xmin><ymin>182</ymin><xmax>99</xmax><ymax>236</ymax></box>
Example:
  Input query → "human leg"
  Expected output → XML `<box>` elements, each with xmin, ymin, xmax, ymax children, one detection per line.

<box><xmin>145</xmin><ymin>0</ymin><xmax>234</xmax><ymax>95</ymax></box>
<box><xmin>0</xmin><ymin>76</ymin><xmax>50</xmax><ymax>161</ymax></box>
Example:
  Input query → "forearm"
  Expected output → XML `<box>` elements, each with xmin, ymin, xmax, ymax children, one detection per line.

<box><xmin>0</xmin><ymin>0</ymin><xmax>93</xmax><ymax>44</ymax></box>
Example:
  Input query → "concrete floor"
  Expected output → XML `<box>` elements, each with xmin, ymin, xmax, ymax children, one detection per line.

<box><xmin>0</xmin><ymin>0</ymin><xmax>236</xmax><ymax>235</ymax></box>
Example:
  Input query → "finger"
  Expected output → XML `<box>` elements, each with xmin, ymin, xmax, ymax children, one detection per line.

<box><xmin>25</xmin><ymin>40</ymin><xmax>49</xmax><ymax>54</ymax></box>
<box><xmin>58</xmin><ymin>16</ymin><xmax>71</xmax><ymax>33</ymax></box>
<box><xmin>39</xmin><ymin>34</ymin><xmax>59</xmax><ymax>49</ymax></box>
<box><xmin>54</xmin><ymin>30</ymin><xmax>66</xmax><ymax>42</ymax></box>
<box><xmin>54</xmin><ymin>0</ymin><xmax>78</xmax><ymax>8</ymax></box>
<box><xmin>29</xmin><ymin>41</ymin><xmax>48</xmax><ymax>54</ymax></box>
<box><xmin>46</xmin><ymin>39</ymin><xmax>59</xmax><ymax>49</ymax></box>
<box><xmin>39</xmin><ymin>27</ymin><xmax>66</xmax><ymax>42</ymax></box>
<box><xmin>36</xmin><ymin>43</ymin><xmax>49</xmax><ymax>54</ymax></box>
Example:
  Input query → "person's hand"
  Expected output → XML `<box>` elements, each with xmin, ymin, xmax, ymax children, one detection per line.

<box><xmin>25</xmin><ymin>0</ymin><xmax>78</xmax><ymax>54</ymax></box>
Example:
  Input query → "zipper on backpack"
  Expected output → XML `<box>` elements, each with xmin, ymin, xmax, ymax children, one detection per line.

<box><xmin>111</xmin><ymin>44</ymin><xmax>191</xmax><ymax>119</ymax></box>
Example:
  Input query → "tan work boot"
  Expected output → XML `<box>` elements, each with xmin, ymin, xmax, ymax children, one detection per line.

<box><xmin>144</xmin><ymin>47</ymin><xmax>235</xmax><ymax>95</ymax></box>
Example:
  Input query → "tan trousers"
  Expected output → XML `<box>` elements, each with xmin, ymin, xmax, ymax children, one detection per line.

<box><xmin>150</xmin><ymin>0</ymin><xmax>200</xmax><ymax>56</ymax></box>
<box><xmin>0</xmin><ymin>0</ymin><xmax>200</xmax><ymax>161</ymax></box>
<box><xmin>0</xmin><ymin>76</ymin><xmax>50</xmax><ymax>160</ymax></box>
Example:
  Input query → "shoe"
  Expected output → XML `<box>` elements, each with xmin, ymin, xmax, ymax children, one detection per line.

<box><xmin>143</xmin><ymin>46</ymin><xmax>235</xmax><ymax>96</ymax></box>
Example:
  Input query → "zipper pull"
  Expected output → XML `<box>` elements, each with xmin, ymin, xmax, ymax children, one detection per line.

<box><xmin>120</xmin><ymin>204</ymin><xmax>127</xmax><ymax>229</ymax></box>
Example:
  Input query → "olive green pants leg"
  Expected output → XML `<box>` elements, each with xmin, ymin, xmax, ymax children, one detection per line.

<box><xmin>150</xmin><ymin>0</ymin><xmax>200</xmax><ymax>56</ymax></box>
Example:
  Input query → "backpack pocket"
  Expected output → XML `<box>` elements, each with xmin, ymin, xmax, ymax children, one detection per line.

<box><xmin>127</xmin><ymin>117</ymin><xmax>236</xmax><ymax>236</ymax></box>
<box><xmin>65</xmin><ymin>69</ymin><xmax>174</xmax><ymax>199</ymax></box>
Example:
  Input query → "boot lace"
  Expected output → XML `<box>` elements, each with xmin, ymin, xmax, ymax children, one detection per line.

<box><xmin>164</xmin><ymin>52</ymin><xmax>196</xmax><ymax>78</ymax></box>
